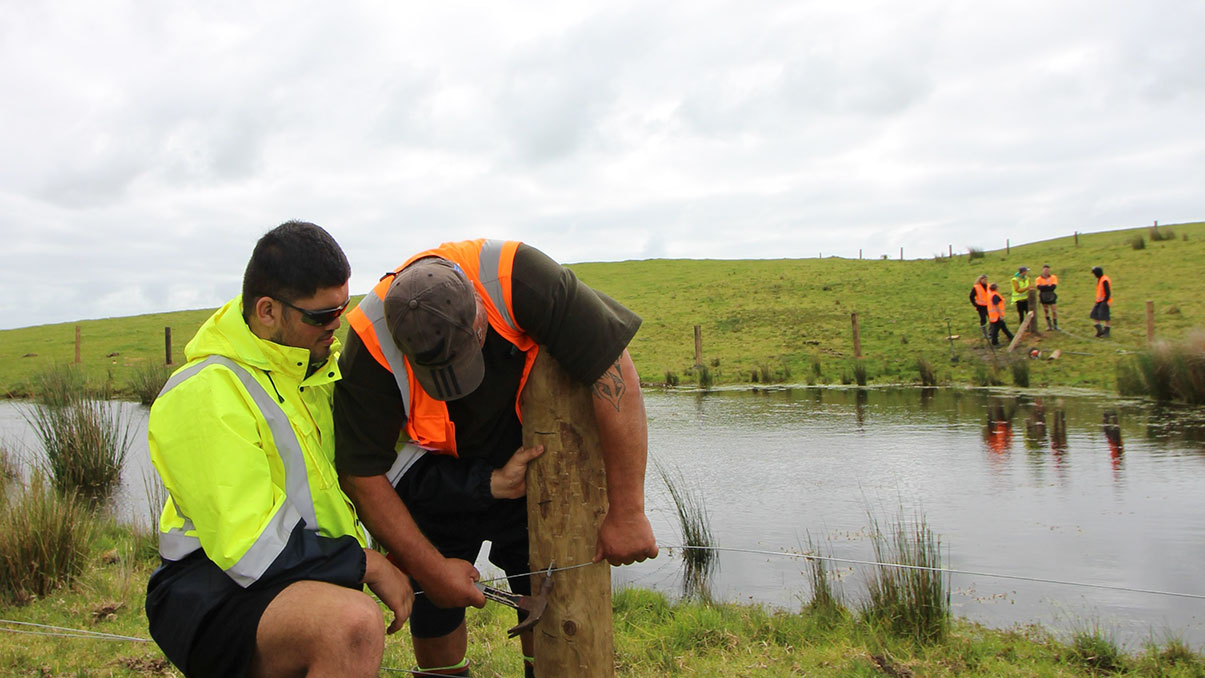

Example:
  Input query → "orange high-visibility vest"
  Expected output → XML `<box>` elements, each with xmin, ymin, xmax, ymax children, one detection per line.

<box><xmin>345</xmin><ymin>239</ymin><xmax>539</xmax><ymax>456</ymax></box>
<box><xmin>988</xmin><ymin>293</ymin><xmax>1005</xmax><ymax>322</ymax></box>
<box><xmin>1036</xmin><ymin>273</ymin><xmax>1058</xmax><ymax>287</ymax></box>
<box><xmin>973</xmin><ymin>282</ymin><xmax>991</xmax><ymax>307</ymax></box>
<box><xmin>1095</xmin><ymin>274</ymin><xmax>1113</xmax><ymax>305</ymax></box>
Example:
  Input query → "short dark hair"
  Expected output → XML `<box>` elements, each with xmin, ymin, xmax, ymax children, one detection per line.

<box><xmin>241</xmin><ymin>221</ymin><xmax>350</xmax><ymax>318</ymax></box>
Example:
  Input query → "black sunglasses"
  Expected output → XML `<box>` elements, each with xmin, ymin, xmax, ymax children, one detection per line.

<box><xmin>276</xmin><ymin>297</ymin><xmax>350</xmax><ymax>326</ymax></box>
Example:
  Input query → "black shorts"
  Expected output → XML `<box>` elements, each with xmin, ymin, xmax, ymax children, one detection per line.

<box><xmin>147</xmin><ymin>554</ymin><xmax>289</xmax><ymax>678</ymax></box>
<box><xmin>406</xmin><ymin>496</ymin><xmax>531</xmax><ymax>638</ymax></box>
<box><xmin>1039</xmin><ymin>290</ymin><xmax>1057</xmax><ymax>305</ymax></box>
<box><xmin>1090</xmin><ymin>302</ymin><xmax>1111</xmax><ymax>321</ymax></box>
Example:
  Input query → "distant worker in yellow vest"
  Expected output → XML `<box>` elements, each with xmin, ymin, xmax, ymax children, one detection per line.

<box><xmin>987</xmin><ymin>283</ymin><xmax>1014</xmax><ymax>346</ymax></box>
<box><xmin>335</xmin><ymin>239</ymin><xmax>659</xmax><ymax>677</ymax></box>
<box><xmin>968</xmin><ymin>274</ymin><xmax>991</xmax><ymax>338</ymax></box>
<box><xmin>1010</xmin><ymin>266</ymin><xmax>1032</xmax><ymax>325</ymax></box>
<box><xmin>1091</xmin><ymin>265</ymin><xmax>1113</xmax><ymax>338</ymax></box>
<box><xmin>1035</xmin><ymin>264</ymin><xmax>1059</xmax><ymax>331</ymax></box>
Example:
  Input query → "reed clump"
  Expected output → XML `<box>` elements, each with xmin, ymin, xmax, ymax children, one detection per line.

<box><xmin>30</xmin><ymin>363</ymin><xmax>87</xmax><ymax>408</ymax></box>
<box><xmin>656</xmin><ymin>461</ymin><xmax>717</xmax><ymax>601</ymax></box>
<box><xmin>1129</xmin><ymin>234</ymin><xmax>1146</xmax><ymax>250</ymax></box>
<box><xmin>1115</xmin><ymin>330</ymin><xmax>1205</xmax><ymax>404</ymax></box>
<box><xmin>129</xmin><ymin>361</ymin><xmax>173</xmax><ymax>405</ymax></box>
<box><xmin>1011</xmin><ymin>358</ymin><xmax>1030</xmax><ymax>387</ymax></box>
<box><xmin>804</xmin><ymin>538</ymin><xmax>846</xmax><ymax>624</ymax></box>
<box><xmin>1067</xmin><ymin>621</ymin><xmax>1126</xmax><ymax>675</ymax></box>
<box><xmin>696</xmin><ymin>364</ymin><xmax>714</xmax><ymax>389</ymax></box>
<box><xmin>916</xmin><ymin>356</ymin><xmax>938</xmax><ymax>386</ymax></box>
<box><xmin>25</xmin><ymin>397</ymin><xmax>134</xmax><ymax>505</ymax></box>
<box><xmin>0</xmin><ymin>474</ymin><xmax>96</xmax><ymax>605</ymax></box>
<box><xmin>861</xmin><ymin>512</ymin><xmax>950</xmax><ymax>645</ymax></box>
<box><xmin>967</xmin><ymin>247</ymin><xmax>986</xmax><ymax>260</ymax></box>
<box><xmin>853</xmin><ymin>362</ymin><xmax>868</xmax><ymax>386</ymax></box>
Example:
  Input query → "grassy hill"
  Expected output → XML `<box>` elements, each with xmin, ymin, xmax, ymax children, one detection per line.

<box><xmin>2</xmin><ymin>221</ymin><xmax>1202</xmax><ymax>397</ymax></box>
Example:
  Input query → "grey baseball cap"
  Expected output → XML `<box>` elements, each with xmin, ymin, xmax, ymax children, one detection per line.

<box><xmin>383</xmin><ymin>257</ymin><xmax>483</xmax><ymax>401</ymax></box>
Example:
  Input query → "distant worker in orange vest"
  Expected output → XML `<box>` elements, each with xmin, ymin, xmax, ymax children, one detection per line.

<box><xmin>1035</xmin><ymin>264</ymin><xmax>1059</xmax><ymax>331</ymax></box>
<box><xmin>968</xmin><ymin>274</ymin><xmax>991</xmax><ymax>338</ymax></box>
<box><xmin>334</xmin><ymin>239</ymin><xmax>659</xmax><ymax>677</ymax></box>
<box><xmin>987</xmin><ymin>283</ymin><xmax>1014</xmax><ymax>346</ymax></box>
<box><xmin>1091</xmin><ymin>265</ymin><xmax>1113</xmax><ymax>338</ymax></box>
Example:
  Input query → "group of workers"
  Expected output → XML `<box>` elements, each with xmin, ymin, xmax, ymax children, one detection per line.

<box><xmin>969</xmin><ymin>264</ymin><xmax>1113</xmax><ymax>346</ymax></box>
<box><xmin>144</xmin><ymin>222</ymin><xmax>659</xmax><ymax>678</ymax></box>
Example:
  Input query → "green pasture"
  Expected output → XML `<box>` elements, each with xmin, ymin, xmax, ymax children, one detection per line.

<box><xmin>2</xmin><ymin>221</ymin><xmax>1202</xmax><ymax>397</ymax></box>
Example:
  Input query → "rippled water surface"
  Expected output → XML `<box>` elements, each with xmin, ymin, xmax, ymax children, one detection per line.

<box><xmin>3</xmin><ymin>387</ymin><xmax>1204</xmax><ymax>647</ymax></box>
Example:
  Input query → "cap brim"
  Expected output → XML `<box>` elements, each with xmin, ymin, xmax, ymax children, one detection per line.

<box><xmin>410</xmin><ymin>348</ymin><xmax>485</xmax><ymax>401</ymax></box>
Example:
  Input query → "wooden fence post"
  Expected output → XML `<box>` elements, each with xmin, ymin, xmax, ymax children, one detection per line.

<box><xmin>948</xmin><ymin>244</ymin><xmax>952</xmax><ymax>258</ymax></box>
<box><xmin>694</xmin><ymin>325</ymin><xmax>703</xmax><ymax>368</ymax></box>
<box><xmin>1027</xmin><ymin>289</ymin><xmax>1040</xmax><ymax>334</ymax></box>
<box><xmin>75</xmin><ymin>325</ymin><xmax>81</xmax><ymax>363</ymax></box>
<box><xmin>1008</xmin><ymin>312</ymin><xmax>1034</xmax><ymax>353</ymax></box>
<box><xmin>1146</xmin><ymin>301</ymin><xmax>1155</xmax><ymax>346</ymax></box>
<box><xmin>859</xmin><ymin>249</ymin><xmax>862</xmax><ymax>260</ymax></box>
<box><xmin>521</xmin><ymin>351</ymin><xmax>614</xmax><ymax>677</ymax></box>
<box><xmin>164</xmin><ymin>327</ymin><xmax>173</xmax><ymax>365</ymax></box>
<box><xmin>899</xmin><ymin>247</ymin><xmax>903</xmax><ymax>261</ymax></box>
<box><xmin>1006</xmin><ymin>239</ymin><xmax>1010</xmax><ymax>255</ymax></box>
<box><xmin>1074</xmin><ymin>231</ymin><xmax>1079</xmax><ymax>246</ymax></box>
<box><xmin>850</xmin><ymin>312</ymin><xmax>862</xmax><ymax>359</ymax></box>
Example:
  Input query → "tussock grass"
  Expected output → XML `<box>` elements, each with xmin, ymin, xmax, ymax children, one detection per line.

<box><xmin>25</xmin><ymin>397</ymin><xmax>134</xmax><ymax>504</ymax></box>
<box><xmin>0</xmin><ymin>475</ymin><xmax>96</xmax><ymax>605</ymax></box>
<box><xmin>805</xmin><ymin>538</ymin><xmax>846</xmax><ymax>624</ymax></box>
<box><xmin>974</xmin><ymin>362</ymin><xmax>1005</xmax><ymax>386</ymax></box>
<box><xmin>1131</xmin><ymin>234</ymin><xmax>1147</xmax><ymax>250</ymax></box>
<box><xmin>968</xmin><ymin>247</ymin><xmax>986</xmax><ymax>260</ymax></box>
<box><xmin>861</xmin><ymin>512</ymin><xmax>950</xmax><ymax>645</ymax></box>
<box><xmin>1012</xmin><ymin>357</ymin><xmax>1031</xmax><ymax>387</ymax></box>
<box><xmin>696</xmin><ymin>364</ymin><xmax>714</xmax><ymax>389</ymax></box>
<box><xmin>853</xmin><ymin>361</ymin><xmax>868</xmax><ymax>386</ymax></box>
<box><xmin>916</xmin><ymin>356</ymin><xmax>938</xmax><ymax>386</ymax></box>
<box><xmin>31</xmin><ymin>362</ymin><xmax>86</xmax><ymax>408</ymax></box>
<box><xmin>1150</xmin><ymin>225</ymin><xmax>1177</xmax><ymax>242</ymax></box>
<box><xmin>1115</xmin><ymin>330</ymin><xmax>1205</xmax><ymax>404</ymax></box>
<box><xmin>1068</xmin><ymin>621</ymin><xmax>1127</xmax><ymax>674</ymax></box>
<box><xmin>128</xmin><ymin>361</ymin><xmax>172</xmax><ymax>406</ymax></box>
<box><xmin>655</xmin><ymin>461</ymin><xmax>718</xmax><ymax>601</ymax></box>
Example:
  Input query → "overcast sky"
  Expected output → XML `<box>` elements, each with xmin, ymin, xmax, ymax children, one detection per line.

<box><xmin>1</xmin><ymin>1</ymin><xmax>1201</xmax><ymax>330</ymax></box>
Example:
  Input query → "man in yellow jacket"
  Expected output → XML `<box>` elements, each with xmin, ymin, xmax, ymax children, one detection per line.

<box><xmin>145</xmin><ymin>221</ymin><xmax>411</xmax><ymax>678</ymax></box>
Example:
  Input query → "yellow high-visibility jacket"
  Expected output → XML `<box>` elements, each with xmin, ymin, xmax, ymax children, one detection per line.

<box><xmin>149</xmin><ymin>297</ymin><xmax>364</xmax><ymax>587</ymax></box>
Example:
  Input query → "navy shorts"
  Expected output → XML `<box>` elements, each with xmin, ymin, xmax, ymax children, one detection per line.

<box><xmin>406</xmin><ymin>496</ymin><xmax>532</xmax><ymax>638</ymax></box>
<box><xmin>1090</xmin><ymin>302</ymin><xmax>1110</xmax><ymax>321</ymax></box>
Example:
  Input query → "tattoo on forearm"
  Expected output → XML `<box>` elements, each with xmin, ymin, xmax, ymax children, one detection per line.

<box><xmin>592</xmin><ymin>359</ymin><xmax>626</xmax><ymax>412</ymax></box>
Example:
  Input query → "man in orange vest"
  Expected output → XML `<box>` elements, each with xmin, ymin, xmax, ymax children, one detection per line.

<box><xmin>1035</xmin><ymin>264</ymin><xmax>1059</xmax><ymax>331</ymax></box>
<box><xmin>987</xmin><ymin>283</ymin><xmax>1014</xmax><ymax>346</ymax></box>
<box><xmin>333</xmin><ymin>240</ymin><xmax>658</xmax><ymax>677</ymax></box>
<box><xmin>1091</xmin><ymin>265</ymin><xmax>1113</xmax><ymax>338</ymax></box>
<box><xmin>968</xmin><ymin>274</ymin><xmax>991</xmax><ymax>338</ymax></box>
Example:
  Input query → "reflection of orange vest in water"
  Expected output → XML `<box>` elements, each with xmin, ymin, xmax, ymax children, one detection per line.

<box><xmin>986</xmin><ymin>420</ymin><xmax>1012</xmax><ymax>454</ymax></box>
<box><xmin>987</xmin><ymin>293</ymin><xmax>1005</xmax><ymax>322</ymax></box>
<box><xmin>345</xmin><ymin>239</ymin><xmax>538</xmax><ymax>456</ymax></box>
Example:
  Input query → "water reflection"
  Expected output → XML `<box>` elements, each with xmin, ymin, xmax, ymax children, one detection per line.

<box><xmin>1103</xmin><ymin>410</ymin><xmax>1124</xmax><ymax>477</ymax></box>
<box><xmin>984</xmin><ymin>399</ymin><xmax>1014</xmax><ymax>458</ymax></box>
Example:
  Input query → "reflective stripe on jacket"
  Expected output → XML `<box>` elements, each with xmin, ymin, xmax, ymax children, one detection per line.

<box><xmin>150</xmin><ymin>298</ymin><xmax>363</xmax><ymax>588</ymax></box>
<box><xmin>345</xmin><ymin>239</ymin><xmax>539</xmax><ymax>464</ymax></box>
<box><xmin>1096</xmin><ymin>274</ymin><xmax>1113</xmax><ymax>305</ymax></box>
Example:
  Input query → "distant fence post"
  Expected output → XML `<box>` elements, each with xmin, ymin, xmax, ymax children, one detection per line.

<box><xmin>850</xmin><ymin>312</ymin><xmax>862</xmax><ymax>359</ymax></box>
<box><xmin>948</xmin><ymin>244</ymin><xmax>952</xmax><ymax>258</ymax></box>
<box><xmin>165</xmin><ymin>327</ymin><xmax>173</xmax><ymax>365</ymax></box>
<box><xmin>899</xmin><ymin>247</ymin><xmax>903</xmax><ymax>261</ymax></box>
<box><xmin>1006</xmin><ymin>239</ymin><xmax>1010</xmax><ymax>255</ymax></box>
<box><xmin>1074</xmin><ymin>231</ymin><xmax>1079</xmax><ymax>246</ymax></box>
<box><xmin>693</xmin><ymin>325</ymin><xmax>702</xmax><ymax>367</ymax></box>
<box><xmin>75</xmin><ymin>325</ymin><xmax>81</xmax><ymax>364</ymax></box>
<box><xmin>859</xmin><ymin>249</ymin><xmax>862</xmax><ymax>260</ymax></box>
<box><xmin>1146</xmin><ymin>301</ymin><xmax>1155</xmax><ymax>346</ymax></box>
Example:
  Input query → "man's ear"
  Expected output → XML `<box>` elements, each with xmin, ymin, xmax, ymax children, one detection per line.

<box><xmin>251</xmin><ymin>296</ymin><xmax>282</xmax><ymax>331</ymax></box>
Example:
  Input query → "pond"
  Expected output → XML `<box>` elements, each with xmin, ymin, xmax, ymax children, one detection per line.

<box><xmin>3</xmin><ymin>387</ymin><xmax>1204</xmax><ymax>648</ymax></box>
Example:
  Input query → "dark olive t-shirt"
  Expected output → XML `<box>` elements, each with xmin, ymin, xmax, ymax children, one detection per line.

<box><xmin>333</xmin><ymin>244</ymin><xmax>641</xmax><ymax>476</ymax></box>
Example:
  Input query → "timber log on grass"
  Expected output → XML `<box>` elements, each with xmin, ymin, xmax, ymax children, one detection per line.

<box><xmin>521</xmin><ymin>350</ymin><xmax>614</xmax><ymax>677</ymax></box>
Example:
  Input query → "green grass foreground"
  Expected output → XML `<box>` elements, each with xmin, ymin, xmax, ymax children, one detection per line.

<box><xmin>2</xmin><ymin>523</ymin><xmax>1203</xmax><ymax>677</ymax></box>
<box><xmin>2</xmin><ymin>221</ymin><xmax>1203</xmax><ymax>397</ymax></box>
